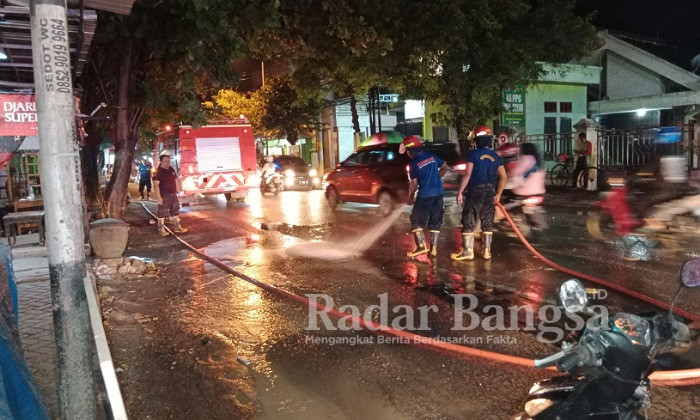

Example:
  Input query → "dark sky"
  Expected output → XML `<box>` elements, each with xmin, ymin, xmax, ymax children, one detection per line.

<box><xmin>575</xmin><ymin>0</ymin><xmax>700</xmax><ymax>48</ymax></box>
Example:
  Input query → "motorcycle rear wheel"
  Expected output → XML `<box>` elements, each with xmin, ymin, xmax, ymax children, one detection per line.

<box><xmin>586</xmin><ymin>210</ymin><xmax>616</xmax><ymax>241</ymax></box>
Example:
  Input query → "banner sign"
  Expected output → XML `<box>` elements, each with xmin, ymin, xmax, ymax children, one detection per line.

<box><xmin>502</xmin><ymin>87</ymin><xmax>525</xmax><ymax>128</ymax></box>
<box><xmin>0</xmin><ymin>94</ymin><xmax>38</xmax><ymax>137</ymax></box>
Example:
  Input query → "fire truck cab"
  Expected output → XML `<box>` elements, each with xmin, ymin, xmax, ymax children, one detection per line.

<box><xmin>155</xmin><ymin>121</ymin><xmax>258</xmax><ymax>202</ymax></box>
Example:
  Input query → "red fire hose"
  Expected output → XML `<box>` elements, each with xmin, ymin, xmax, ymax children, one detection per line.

<box><xmin>495</xmin><ymin>202</ymin><xmax>699</xmax><ymax>323</ymax></box>
<box><xmin>139</xmin><ymin>203</ymin><xmax>700</xmax><ymax>386</ymax></box>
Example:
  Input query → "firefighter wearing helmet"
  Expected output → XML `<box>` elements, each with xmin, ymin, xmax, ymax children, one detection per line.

<box><xmin>153</xmin><ymin>149</ymin><xmax>188</xmax><ymax>236</ymax></box>
<box><xmin>451</xmin><ymin>125</ymin><xmax>507</xmax><ymax>261</ymax></box>
<box><xmin>400</xmin><ymin>135</ymin><xmax>450</xmax><ymax>258</ymax></box>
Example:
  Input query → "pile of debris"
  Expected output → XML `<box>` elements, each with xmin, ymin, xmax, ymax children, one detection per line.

<box><xmin>93</xmin><ymin>256</ymin><xmax>158</xmax><ymax>278</ymax></box>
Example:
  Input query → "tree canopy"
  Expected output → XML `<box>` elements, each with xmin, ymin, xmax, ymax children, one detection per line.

<box><xmin>252</xmin><ymin>0</ymin><xmax>597</xmax><ymax>137</ymax></box>
<box><xmin>210</xmin><ymin>77</ymin><xmax>321</xmax><ymax>145</ymax></box>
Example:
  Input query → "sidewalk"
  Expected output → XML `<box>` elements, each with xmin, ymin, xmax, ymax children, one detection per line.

<box><xmin>11</xmin><ymin>234</ymin><xmax>57</xmax><ymax>417</ymax></box>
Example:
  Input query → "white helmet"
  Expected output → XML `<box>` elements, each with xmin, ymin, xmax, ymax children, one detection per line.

<box><xmin>159</xmin><ymin>150</ymin><xmax>171</xmax><ymax>158</ymax></box>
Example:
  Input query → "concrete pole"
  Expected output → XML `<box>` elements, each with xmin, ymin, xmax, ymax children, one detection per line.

<box><xmin>29</xmin><ymin>1</ymin><xmax>97</xmax><ymax>418</ymax></box>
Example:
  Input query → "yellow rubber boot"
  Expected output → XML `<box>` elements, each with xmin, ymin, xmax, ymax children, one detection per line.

<box><xmin>451</xmin><ymin>233</ymin><xmax>474</xmax><ymax>261</ymax></box>
<box><xmin>407</xmin><ymin>229</ymin><xmax>429</xmax><ymax>257</ymax></box>
<box><xmin>483</xmin><ymin>232</ymin><xmax>493</xmax><ymax>260</ymax></box>
<box><xmin>173</xmin><ymin>216</ymin><xmax>188</xmax><ymax>233</ymax></box>
<box><xmin>429</xmin><ymin>230</ymin><xmax>440</xmax><ymax>257</ymax></box>
<box><xmin>157</xmin><ymin>218</ymin><xmax>170</xmax><ymax>237</ymax></box>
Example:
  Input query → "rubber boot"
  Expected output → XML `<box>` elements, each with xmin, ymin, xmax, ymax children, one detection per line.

<box><xmin>451</xmin><ymin>233</ymin><xmax>474</xmax><ymax>261</ymax></box>
<box><xmin>407</xmin><ymin>229</ymin><xmax>429</xmax><ymax>257</ymax></box>
<box><xmin>173</xmin><ymin>216</ymin><xmax>188</xmax><ymax>233</ymax></box>
<box><xmin>483</xmin><ymin>231</ymin><xmax>493</xmax><ymax>260</ymax></box>
<box><xmin>429</xmin><ymin>230</ymin><xmax>440</xmax><ymax>257</ymax></box>
<box><xmin>157</xmin><ymin>218</ymin><xmax>170</xmax><ymax>237</ymax></box>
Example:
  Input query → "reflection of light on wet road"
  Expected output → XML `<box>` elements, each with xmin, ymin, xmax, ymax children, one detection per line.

<box><xmin>248</xmin><ymin>246</ymin><xmax>265</xmax><ymax>265</ymax></box>
<box><xmin>245</xmin><ymin>290</ymin><xmax>262</xmax><ymax>306</ymax></box>
<box><xmin>247</xmin><ymin>190</ymin><xmax>264</xmax><ymax>219</ymax></box>
<box><xmin>280</xmin><ymin>193</ymin><xmax>301</xmax><ymax>225</ymax></box>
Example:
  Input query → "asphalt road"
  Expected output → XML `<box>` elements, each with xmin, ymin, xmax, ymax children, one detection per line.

<box><xmin>104</xmin><ymin>189</ymin><xmax>700</xmax><ymax>419</ymax></box>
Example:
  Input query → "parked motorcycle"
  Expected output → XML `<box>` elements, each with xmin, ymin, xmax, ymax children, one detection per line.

<box><xmin>515</xmin><ymin>258</ymin><xmax>699</xmax><ymax>420</ymax></box>
<box><xmin>260</xmin><ymin>172</ymin><xmax>283</xmax><ymax>196</ymax></box>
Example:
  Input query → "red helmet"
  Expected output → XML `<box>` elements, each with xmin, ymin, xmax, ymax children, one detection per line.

<box><xmin>399</xmin><ymin>135</ymin><xmax>423</xmax><ymax>154</ymax></box>
<box><xmin>473</xmin><ymin>125</ymin><xmax>492</xmax><ymax>137</ymax></box>
<box><xmin>496</xmin><ymin>143</ymin><xmax>519</xmax><ymax>158</ymax></box>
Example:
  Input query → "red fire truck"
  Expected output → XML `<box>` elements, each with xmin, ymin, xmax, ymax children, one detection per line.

<box><xmin>154</xmin><ymin>121</ymin><xmax>258</xmax><ymax>202</ymax></box>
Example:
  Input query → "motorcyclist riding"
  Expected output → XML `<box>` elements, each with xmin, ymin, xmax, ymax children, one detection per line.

<box><xmin>261</xmin><ymin>156</ymin><xmax>278</xmax><ymax>189</ymax></box>
<box><xmin>507</xmin><ymin>143</ymin><xmax>546</xmax><ymax>198</ymax></box>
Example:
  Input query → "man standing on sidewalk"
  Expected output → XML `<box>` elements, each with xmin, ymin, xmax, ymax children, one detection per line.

<box><xmin>572</xmin><ymin>132</ymin><xmax>592</xmax><ymax>190</ymax></box>
<box><xmin>401</xmin><ymin>136</ymin><xmax>449</xmax><ymax>258</ymax></box>
<box><xmin>137</xmin><ymin>160</ymin><xmax>152</xmax><ymax>200</ymax></box>
<box><xmin>451</xmin><ymin>126</ymin><xmax>507</xmax><ymax>261</ymax></box>
<box><xmin>153</xmin><ymin>151</ymin><xmax>187</xmax><ymax>236</ymax></box>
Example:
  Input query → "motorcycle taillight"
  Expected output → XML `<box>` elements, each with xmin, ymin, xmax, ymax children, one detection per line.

<box><xmin>523</xmin><ymin>196</ymin><xmax>544</xmax><ymax>206</ymax></box>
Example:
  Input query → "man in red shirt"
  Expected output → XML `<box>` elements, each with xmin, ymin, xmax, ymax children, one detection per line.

<box><xmin>153</xmin><ymin>150</ymin><xmax>188</xmax><ymax>236</ymax></box>
<box><xmin>572</xmin><ymin>132</ymin><xmax>592</xmax><ymax>190</ymax></box>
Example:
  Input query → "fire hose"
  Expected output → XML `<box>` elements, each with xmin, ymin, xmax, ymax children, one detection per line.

<box><xmin>495</xmin><ymin>202</ymin><xmax>699</xmax><ymax>322</ymax></box>
<box><xmin>139</xmin><ymin>203</ymin><xmax>700</xmax><ymax>386</ymax></box>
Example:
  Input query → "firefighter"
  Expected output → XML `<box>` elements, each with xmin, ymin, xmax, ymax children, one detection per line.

<box><xmin>451</xmin><ymin>126</ymin><xmax>507</xmax><ymax>261</ymax></box>
<box><xmin>400</xmin><ymin>136</ymin><xmax>450</xmax><ymax>258</ymax></box>
<box><xmin>153</xmin><ymin>150</ymin><xmax>188</xmax><ymax>236</ymax></box>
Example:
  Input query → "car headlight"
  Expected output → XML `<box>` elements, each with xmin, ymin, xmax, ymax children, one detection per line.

<box><xmin>309</xmin><ymin>168</ymin><xmax>318</xmax><ymax>177</ymax></box>
<box><xmin>284</xmin><ymin>169</ymin><xmax>295</xmax><ymax>177</ymax></box>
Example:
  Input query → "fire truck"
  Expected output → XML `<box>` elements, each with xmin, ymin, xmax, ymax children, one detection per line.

<box><xmin>154</xmin><ymin>121</ymin><xmax>258</xmax><ymax>202</ymax></box>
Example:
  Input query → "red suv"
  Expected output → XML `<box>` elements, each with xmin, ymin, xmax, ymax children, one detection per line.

<box><xmin>324</xmin><ymin>142</ymin><xmax>462</xmax><ymax>215</ymax></box>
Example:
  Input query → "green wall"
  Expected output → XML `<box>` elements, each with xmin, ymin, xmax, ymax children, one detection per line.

<box><xmin>524</xmin><ymin>83</ymin><xmax>588</xmax><ymax>135</ymax></box>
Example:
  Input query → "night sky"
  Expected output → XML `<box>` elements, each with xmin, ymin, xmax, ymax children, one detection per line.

<box><xmin>575</xmin><ymin>0</ymin><xmax>700</xmax><ymax>48</ymax></box>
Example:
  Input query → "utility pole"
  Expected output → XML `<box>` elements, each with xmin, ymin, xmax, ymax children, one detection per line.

<box><xmin>30</xmin><ymin>1</ymin><xmax>97</xmax><ymax>418</ymax></box>
<box><xmin>376</xmin><ymin>85</ymin><xmax>382</xmax><ymax>132</ymax></box>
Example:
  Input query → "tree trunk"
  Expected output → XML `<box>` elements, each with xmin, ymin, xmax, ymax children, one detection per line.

<box><xmin>455</xmin><ymin>115</ymin><xmax>470</xmax><ymax>161</ymax></box>
<box><xmin>105</xmin><ymin>40</ymin><xmax>134</xmax><ymax>219</ymax></box>
<box><xmin>349</xmin><ymin>93</ymin><xmax>360</xmax><ymax>134</ymax></box>
<box><xmin>80</xmin><ymin>120</ymin><xmax>102</xmax><ymax>211</ymax></box>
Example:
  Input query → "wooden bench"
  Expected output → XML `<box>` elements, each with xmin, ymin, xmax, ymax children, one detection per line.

<box><xmin>3</xmin><ymin>211</ymin><xmax>45</xmax><ymax>246</ymax></box>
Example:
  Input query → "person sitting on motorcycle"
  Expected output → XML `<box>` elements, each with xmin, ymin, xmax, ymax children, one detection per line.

<box><xmin>261</xmin><ymin>156</ymin><xmax>277</xmax><ymax>188</ymax></box>
<box><xmin>507</xmin><ymin>142</ymin><xmax>546</xmax><ymax>197</ymax></box>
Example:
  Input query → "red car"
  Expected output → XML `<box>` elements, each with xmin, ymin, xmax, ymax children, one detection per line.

<box><xmin>324</xmin><ymin>142</ymin><xmax>462</xmax><ymax>215</ymax></box>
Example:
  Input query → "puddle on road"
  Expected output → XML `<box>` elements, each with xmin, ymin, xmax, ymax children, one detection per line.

<box><xmin>201</xmin><ymin>237</ymin><xmax>248</xmax><ymax>261</ymax></box>
<box><xmin>285</xmin><ymin>207</ymin><xmax>404</xmax><ymax>261</ymax></box>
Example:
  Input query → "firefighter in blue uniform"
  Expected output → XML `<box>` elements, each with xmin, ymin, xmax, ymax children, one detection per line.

<box><xmin>452</xmin><ymin>125</ymin><xmax>507</xmax><ymax>261</ymax></box>
<box><xmin>401</xmin><ymin>136</ymin><xmax>450</xmax><ymax>258</ymax></box>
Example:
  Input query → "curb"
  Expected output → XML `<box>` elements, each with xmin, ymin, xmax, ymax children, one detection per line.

<box><xmin>84</xmin><ymin>270</ymin><xmax>128</xmax><ymax>419</ymax></box>
<box><xmin>11</xmin><ymin>246</ymin><xmax>48</xmax><ymax>259</ymax></box>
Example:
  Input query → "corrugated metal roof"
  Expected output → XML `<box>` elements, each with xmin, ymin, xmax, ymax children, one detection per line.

<box><xmin>0</xmin><ymin>4</ymin><xmax>98</xmax><ymax>89</ymax></box>
<box><xmin>82</xmin><ymin>0</ymin><xmax>135</xmax><ymax>15</ymax></box>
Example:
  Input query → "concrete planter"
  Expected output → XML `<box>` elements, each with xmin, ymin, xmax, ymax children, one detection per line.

<box><xmin>89</xmin><ymin>218</ymin><xmax>130</xmax><ymax>259</ymax></box>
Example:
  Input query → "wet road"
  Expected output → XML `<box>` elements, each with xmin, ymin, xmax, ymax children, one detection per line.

<box><xmin>111</xmin><ymin>190</ymin><xmax>700</xmax><ymax>419</ymax></box>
